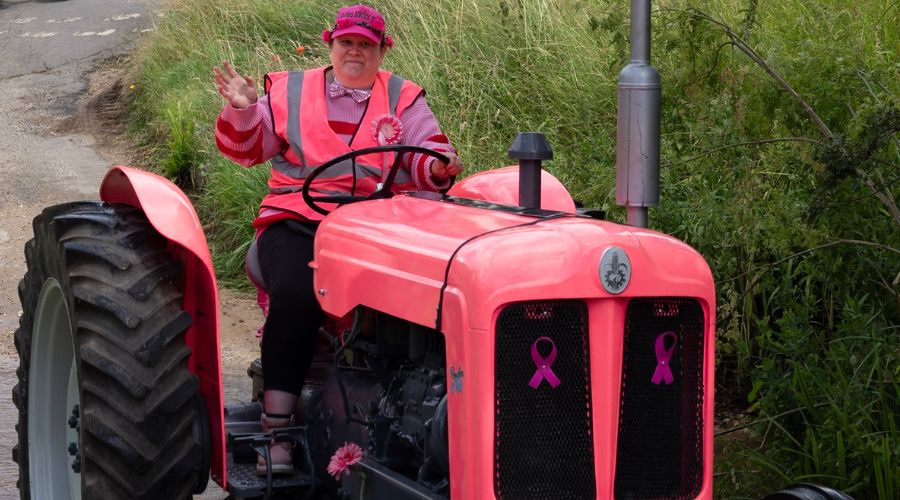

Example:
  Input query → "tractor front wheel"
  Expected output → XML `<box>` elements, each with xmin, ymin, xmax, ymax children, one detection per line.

<box><xmin>12</xmin><ymin>202</ymin><xmax>205</xmax><ymax>499</ymax></box>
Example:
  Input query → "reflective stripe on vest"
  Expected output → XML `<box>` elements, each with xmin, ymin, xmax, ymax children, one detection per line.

<box><xmin>270</xmin><ymin>185</ymin><xmax>348</xmax><ymax>195</ymax></box>
<box><xmin>284</xmin><ymin>71</ymin><xmax>305</xmax><ymax>167</ymax></box>
<box><xmin>388</xmin><ymin>74</ymin><xmax>404</xmax><ymax>115</ymax></box>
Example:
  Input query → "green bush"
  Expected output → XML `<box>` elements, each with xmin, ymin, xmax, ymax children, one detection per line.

<box><xmin>127</xmin><ymin>0</ymin><xmax>898</xmax><ymax>496</ymax></box>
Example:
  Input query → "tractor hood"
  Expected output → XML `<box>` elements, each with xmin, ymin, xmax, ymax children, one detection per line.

<box><xmin>312</xmin><ymin>193</ymin><xmax>713</xmax><ymax>331</ymax></box>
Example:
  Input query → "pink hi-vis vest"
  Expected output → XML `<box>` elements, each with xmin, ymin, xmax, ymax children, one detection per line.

<box><xmin>261</xmin><ymin>67</ymin><xmax>424</xmax><ymax>223</ymax></box>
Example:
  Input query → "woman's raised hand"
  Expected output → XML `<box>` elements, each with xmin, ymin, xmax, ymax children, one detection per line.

<box><xmin>213</xmin><ymin>61</ymin><xmax>259</xmax><ymax>109</ymax></box>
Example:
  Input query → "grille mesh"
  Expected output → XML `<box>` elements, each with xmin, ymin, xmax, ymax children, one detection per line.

<box><xmin>494</xmin><ymin>300</ymin><xmax>595</xmax><ymax>499</ymax></box>
<box><xmin>615</xmin><ymin>298</ymin><xmax>705</xmax><ymax>499</ymax></box>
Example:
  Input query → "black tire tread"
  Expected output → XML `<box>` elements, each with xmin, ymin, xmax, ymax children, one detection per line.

<box><xmin>78</xmin><ymin>328</ymin><xmax>194</xmax><ymax>399</ymax></box>
<box><xmin>12</xmin><ymin>201</ymin><xmax>202</xmax><ymax>499</ymax></box>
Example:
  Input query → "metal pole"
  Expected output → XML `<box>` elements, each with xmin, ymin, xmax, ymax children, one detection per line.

<box><xmin>630</xmin><ymin>0</ymin><xmax>650</xmax><ymax>63</ymax></box>
<box><xmin>627</xmin><ymin>206</ymin><xmax>648</xmax><ymax>229</ymax></box>
<box><xmin>616</xmin><ymin>0</ymin><xmax>660</xmax><ymax>228</ymax></box>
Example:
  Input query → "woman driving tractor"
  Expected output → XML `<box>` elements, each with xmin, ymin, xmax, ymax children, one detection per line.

<box><xmin>212</xmin><ymin>3</ymin><xmax>463</xmax><ymax>476</ymax></box>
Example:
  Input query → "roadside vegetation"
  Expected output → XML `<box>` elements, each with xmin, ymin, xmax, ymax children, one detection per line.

<box><xmin>126</xmin><ymin>0</ymin><xmax>898</xmax><ymax>497</ymax></box>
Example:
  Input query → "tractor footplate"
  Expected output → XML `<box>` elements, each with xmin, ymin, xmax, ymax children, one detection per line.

<box><xmin>226</xmin><ymin>430</ymin><xmax>314</xmax><ymax>497</ymax></box>
<box><xmin>224</xmin><ymin>403</ymin><xmax>316</xmax><ymax>498</ymax></box>
<box><xmin>225</xmin><ymin>446</ymin><xmax>312</xmax><ymax>498</ymax></box>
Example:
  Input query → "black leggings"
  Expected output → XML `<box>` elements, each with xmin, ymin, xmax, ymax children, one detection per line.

<box><xmin>257</xmin><ymin>221</ymin><xmax>325</xmax><ymax>395</ymax></box>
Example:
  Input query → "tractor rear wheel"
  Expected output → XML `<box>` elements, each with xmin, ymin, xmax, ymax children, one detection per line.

<box><xmin>12</xmin><ymin>202</ymin><xmax>204</xmax><ymax>499</ymax></box>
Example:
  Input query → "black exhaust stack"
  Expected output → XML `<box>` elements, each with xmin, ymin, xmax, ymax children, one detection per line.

<box><xmin>616</xmin><ymin>0</ymin><xmax>661</xmax><ymax>228</ymax></box>
<box><xmin>509</xmin><ymin>132</ymin><xmax>553</xmax><ymax>209</ymax></box>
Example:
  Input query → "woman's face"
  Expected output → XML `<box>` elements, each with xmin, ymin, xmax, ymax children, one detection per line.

<box><xmin>330</xmin><ymin>35</ymin><xmax>388</xmax><ymax>87</ymax></box>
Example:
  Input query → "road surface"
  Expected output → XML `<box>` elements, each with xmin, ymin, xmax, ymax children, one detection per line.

<box><xmin>0</xmin><ymin>1</ymin><xmax>259</xmax><ymax>497</ymax></box>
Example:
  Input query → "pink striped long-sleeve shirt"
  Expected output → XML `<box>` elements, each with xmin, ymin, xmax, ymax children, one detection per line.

<box><xmin>215</xmin><ymin>84</ymin><xmax>456</xmax><ymax>191</ymax></box>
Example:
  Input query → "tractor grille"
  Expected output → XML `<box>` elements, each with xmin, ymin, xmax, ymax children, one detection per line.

<box><xmin>615</xmin><ymin>298</ymin><xmax>705</xmax><ymax>499</ymax></box>
<box><xmin>494</xmin><ymin>300</ymin><xmax>595</xmax><ymax>499</ymax></box>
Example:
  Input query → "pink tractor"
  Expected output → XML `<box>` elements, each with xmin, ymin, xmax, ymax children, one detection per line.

<box><xmin>17</xmin><ymin>1</ymin><xmax>842</xmax><ymax>499</ymax></box>
<box><xmin>12</xmin><ymin>138</ymin><xmax>716</xmax><ymax>499</ymax></box>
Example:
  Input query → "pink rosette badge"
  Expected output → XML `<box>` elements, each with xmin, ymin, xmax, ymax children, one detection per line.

<box><xmin>372</xmin><ymin>114</ymin><xmax>403</xmax><ymax>185</ymax></box>
<box><xmin>371</xmin><ymin>113</ymin><xmax>403</xmax><ymax>145</ymax></box>
<box><xmin>327</xmin><ymin>442</ymin><xmax>364</xmax><ymax>480</ymax></box>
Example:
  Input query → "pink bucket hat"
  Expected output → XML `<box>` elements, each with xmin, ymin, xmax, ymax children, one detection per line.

<box><xmin>322</xmin><ymin>5</ymin><xmax>395</xmax><ymax>47</ymax></box>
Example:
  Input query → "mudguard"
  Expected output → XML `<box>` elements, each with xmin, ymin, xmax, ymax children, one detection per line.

<box><xmin>99</xmin><ymin>166</ymin><xmax>226</xmax><ymax>489</ymax></box>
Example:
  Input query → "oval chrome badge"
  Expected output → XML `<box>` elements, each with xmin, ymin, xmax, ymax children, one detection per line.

<box><xmin>599</xmin><ymin>246</ymin><xmax>631</xmax><ymax>294</ymax></box>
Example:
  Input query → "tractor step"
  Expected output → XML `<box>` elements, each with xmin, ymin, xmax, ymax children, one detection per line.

<box><xmin>224</xmin><ymin>403</ymin><xmax>316</xmax><ymax>498</ymax></box>
<box><xmin>225</xmin><ymin>449</ymin><xmax>312</xmax><ymax>498</ymax></box>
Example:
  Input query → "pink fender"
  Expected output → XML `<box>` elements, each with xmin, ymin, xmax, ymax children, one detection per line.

<box><xmin>447</xmin><ymin>165</ymin><xmax>578</xmax><ymax>213</ymax></box>
<box><xmin>99</xmin><ymin>166</ymin><xmax>226</xmax><ymax>489</ymax></box>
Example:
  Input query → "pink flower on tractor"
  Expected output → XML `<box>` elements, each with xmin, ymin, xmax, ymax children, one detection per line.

<box><xmin>327</xmin><ymin>442</ymin><xmax>364</xmax><ymax>480</ymax></box>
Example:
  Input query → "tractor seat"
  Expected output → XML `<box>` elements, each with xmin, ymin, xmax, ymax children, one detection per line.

<box><xmin>245</xmin><ymin>220</ymin><xmax>318</xmax><ymax>293</ymax></box>
<box><xmin>245</xmin><ymin>238</ymin><xmax>266</xmax><ymax>292</ymax></box>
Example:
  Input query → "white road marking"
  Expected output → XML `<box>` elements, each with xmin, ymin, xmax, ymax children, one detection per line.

<box><xmin>73</xmin><ymin>29</ymin><xmax>117</xmax><ymax>37</ymax></box>
<box><xmin>106</xmin><ymin>14</ymin><xmax>141</xmax><ymax>21</ymax></box>
<box><xmin>131</xmin><ymin>27</ymin><xmax>158</xmax><ymax>33</ymax></box>
<box><xmin>47</xmin><ymin>17</ymin><xmax>83</xmax><ymax>24</ymax></box>
<box><xmin>12</xmin><ymin>18</ymin><xmax>37</xmax><ymax>24</ymax></box>
<box><xmin>19</xmin><ymin>32</ymin><xmax>58</xmax><ymax>38</ymax></box>
<box><xmin>0</xmin><ymin>31</ymin><xmax>7</xmax><ymax>36</ymax></box>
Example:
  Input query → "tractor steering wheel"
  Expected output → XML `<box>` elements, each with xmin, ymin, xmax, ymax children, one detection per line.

<box><xmin>301</xmin><ymin>145</ymin><xmax>450</xmax><ymax>216</ymax></box>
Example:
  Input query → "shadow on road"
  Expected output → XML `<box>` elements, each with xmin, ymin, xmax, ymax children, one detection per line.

<box><xmin>0</xmin><ymin>1</ymin><xmax>34</xmax><ymax>11</ymax></box>
<box><xmin>4</xmin><ymin>1</ymin><xmax>76</xmax><ymax>11</ymax></box>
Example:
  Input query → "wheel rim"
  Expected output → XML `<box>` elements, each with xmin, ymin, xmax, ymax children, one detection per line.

<box><xmin>28</xmin><ymin>278</ymin><xmax>82</xmax><ymax>500</ymax></box>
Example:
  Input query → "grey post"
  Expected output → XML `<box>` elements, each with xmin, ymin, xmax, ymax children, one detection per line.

<box><xmin>616</xmin><ymin>0</ymin><xmax>661</xmax><ymax>228</ymax></box>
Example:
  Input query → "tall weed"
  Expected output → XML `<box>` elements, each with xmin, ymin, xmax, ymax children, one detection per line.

<box><xmin>161</xmin><ymin>102</ymin><xmax>199</xmax><ymax>187</ymax></box>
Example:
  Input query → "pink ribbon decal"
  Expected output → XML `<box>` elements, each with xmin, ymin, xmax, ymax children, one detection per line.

<box><xmin>651</xmin><ymin>331</ymin><xmax>678</xmax><ymax>385</ymax></box>
<box><xmin>529</xmin><ymin>337</ymin><xmax>561</xmax><ymax>389</ymax></box>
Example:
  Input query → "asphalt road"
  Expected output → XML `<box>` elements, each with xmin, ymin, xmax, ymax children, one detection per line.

<box><xmin>0</xmin><ymin>0</ymin><xmax>163</xmax><ymax>348</ymax></box>
<box><xmin>0</xmin><ymin>2</ymin><xmax>162</xmax><ymax>495</ymax></box>
<box><xmin>0</xmin><ymin>1</ymin><xmax>259</xmax><ymax>498</ymax></box>
<box><xmin>0</xmin><ymin>0</ymin><xmax>159</xmax><ymax>216</ymax></box>
<box><xmin>0</xmin><ymin>0</ymin><xmax>270</xmax><ymax>500</ymax></box>
<box><xmin>0</xmin><ymin>0</ymin><xmax>160</xmax><ymax>80</ymax></box>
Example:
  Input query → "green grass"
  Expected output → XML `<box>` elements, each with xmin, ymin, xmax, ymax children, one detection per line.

<box><xmin>127</xmin><ymin>0</ymin><xmax>898</xmax><ymax>496</ymax></box>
